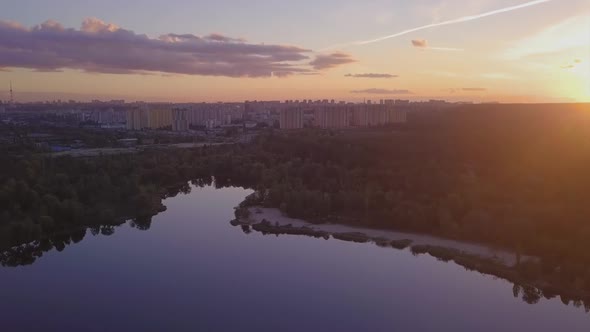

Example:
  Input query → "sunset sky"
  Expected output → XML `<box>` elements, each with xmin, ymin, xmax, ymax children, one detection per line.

<box><xmin>1</xmin><ymin>0</ymin><xmax>589</xmax><ymax>103</ymax></box>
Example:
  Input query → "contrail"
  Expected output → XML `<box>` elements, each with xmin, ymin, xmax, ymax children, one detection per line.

<box><xmin>321</xmin><ymin>0</ymin><xmax>552</xmax><ymax>50</ymax></box>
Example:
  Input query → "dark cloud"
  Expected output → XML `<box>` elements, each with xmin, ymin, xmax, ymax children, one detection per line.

<box><xmin>0</xmin><ymin>18</ymin><xmax>317</xmax><ymax>77</ymax></box>
<box><xmin>462</xmin><ymin>88</ymin><xmax>487</xmax><ymax>92</ymax></box>
<box><xmin>350</xmin><ymin>88</ymin><xmax>412</xmax><ymax>95</ymax></box>
<box><xmin>310</xmin><ymin>52</ymin><xmax>356</xmax><ymax>70</ymax></box>
<box><xmin>411</xmin><ymin>39</ymin><xmax>428</xmax><ymax>48</ymax></box>
<box><xmin>204</xmin><ymin>33</ymin><xmax>245</xmax><ymax>43</ymax></box>
<box><xmin>345</xmin><ymin>73</ymin><xmax>398</xmax><ymax>78</ymax></box>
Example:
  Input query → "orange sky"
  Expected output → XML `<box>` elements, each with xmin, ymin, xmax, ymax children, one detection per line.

<box><xmin>1</xmin><ymin>0</ymin><xmax>589</xmax><ymax>103</ymax></box>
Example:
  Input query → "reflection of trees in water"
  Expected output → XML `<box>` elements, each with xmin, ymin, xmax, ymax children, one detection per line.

<box><xmin>1</xmin><ymin>222</ymin><xmax>134</xmax><ymax>267</ymax></box>
<box><xmin>0</xmin><ymin>223</ymin><xmax>130</xmax><ymax>267</ymax></box>
<box><xmin>237</xmin><ymin>224</ymin><xmax>590</xmax><ymax>312</ymax></box>
<box><xmin>130</xmin><ymin>216</ymin><xmax>153</xmax><ymax>231</ymax></box>
<box><xmin>513</xmin><ymin>282</ymin><xmax>590</xmax><ymax>312</ymax></box>
<box><xmin>0</xmin><ymin>178</ymin><xmax>244</xmax><ymax>268</ymax></box>
<box><xmin>0</xmin><ymin>228</ymin><xmax>88</xmax><ymax>267</ymax></box>
<box><xmin>241</xmin><ymin>225</ymin><xmax>252</xmax><ymax>234</ymax></box>
<box><xmin>512</xmin><ymin>284</ymin><xmax>542</xmax><ymax>305</ymax></box>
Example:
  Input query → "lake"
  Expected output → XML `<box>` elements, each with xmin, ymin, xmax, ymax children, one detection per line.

<box><xmin>1</xmin><ymin>184</ymin><xmax>589</xmax><ymax>332</ymax></box>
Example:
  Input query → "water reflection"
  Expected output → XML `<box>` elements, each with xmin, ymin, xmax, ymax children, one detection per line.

<box><xmin>0</xmin><ymin>177</ymin><xmax>234</xmax><ymax>268</ymax></box>
<box><xmin>236</xmin><ymin>220</ymin><xmax>590</xmax><ymax>313</ymax></box>
<box><xmin>0</xmin><ymin>215</ymin><xmax>159</xmax><ymax>267</ymax></box>
<box><xmin>1</xmin><ymin>184</ymin><xmax>589</xmax><ymax>332</ymax></box>
<box><xmin>2</xmin><ymin>181</ymin><xmax>590</xmax><ymax>320</ymax></box>
<box><xmin>241</xmin><ymin>225</ymin><xmax>252</xmax><ymax>234</ymax></box>
<box><xmin>0</xmin><ymin>229</ymin><xmax>88</xmax><ymax>267</ymax></box>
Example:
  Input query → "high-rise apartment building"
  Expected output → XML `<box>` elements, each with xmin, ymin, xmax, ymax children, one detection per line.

<box><xmin>351</xmin><ymin>104</ymin><xmax>368</xmax><ymax>127</ymax></box>
<box><xmin>172</xmin><ymin>108</ymin><xmax>189</xmax><ymax>131</ymax></box>
<box><xmin>147</xmin><ymin>108</ymin><xmax>172</xmax><ymax>129</ymax></box>
<box><xmin>387</xmin><ymin>108</ymin><xmax>408</xmax><ymax>123</ymax></box>
<box><xmin>280</xmin><ymin>106</ymin><xmax>303</xmax><ymax>129</ymax></box>
<box><xmin>126</xmin><ymin>106</ymin><xmax>172</xmax><ymax>130</ymax></box>
<box><xmin>315</xmin><ymin>105</ymin><xmax>349</xmax><ymax>129</ymax></box>
<box><xmin>126</xmin><ymin>107</ymin><xmax>148</xmax><ymax>130</ymax></box>
<box><xmin>185</xmin><ymin>104</ymin><xmax>241</xmax><ymax>128</ymax></box>
<box><xmin>367</xmin><ymin>104</ymin><xmax>387</xmax><ymax>126</ymax></box>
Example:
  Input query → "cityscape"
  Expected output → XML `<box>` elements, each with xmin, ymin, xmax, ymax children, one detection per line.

<box><xmin>1</xmin><ymin>97</ymin><xmax>427</xmax><ymax>129</ymax></box>
<box><xmin>0</xmin><ymin>93</ymin><xmax>468</xmax><ymax>154</ymax></box>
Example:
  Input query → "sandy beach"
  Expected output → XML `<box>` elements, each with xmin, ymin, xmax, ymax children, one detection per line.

<box><xmin>243</xmin><ymin>207</ymin><xmax>531</xmax><ymax>266</ymax></box>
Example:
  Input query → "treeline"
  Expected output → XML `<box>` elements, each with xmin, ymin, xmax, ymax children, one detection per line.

<box><xmin>0</xmin><ymin>145</ymin><xmax>247</xmax><ymax>263</ymax></box>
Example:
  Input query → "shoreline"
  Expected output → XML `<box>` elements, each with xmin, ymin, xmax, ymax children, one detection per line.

<box><xmin>240</xmin><ymin>207</ymin><xmax>531</xmax><ymax>267</ymax></box>
<box><xmin>234</xmin><ymin>206</ymin><xmax>590</xmax><ymax>305</ymax></box>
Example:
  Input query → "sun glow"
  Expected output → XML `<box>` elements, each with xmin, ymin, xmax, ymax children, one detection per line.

<box><xmin>503</xmin><ymin>15</ymin><xmax>589</xmax><ymax>60</ymax></box>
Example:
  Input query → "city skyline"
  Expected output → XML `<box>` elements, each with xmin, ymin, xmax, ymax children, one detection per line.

<box><xmin>1</xmin><ymin>0</ymin><xmax>589</xmax><ymax>103</ymax></box>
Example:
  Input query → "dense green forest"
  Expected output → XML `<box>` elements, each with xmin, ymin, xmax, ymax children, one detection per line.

<box><xmin>0</xmin><ymin>146</ymin><xmax>229</xmax><ymax>266</ymax></box>
<box><xmin>1</xmin><ymin>103</ymin><xmax>590</xmax><ymax>303</ymax></box>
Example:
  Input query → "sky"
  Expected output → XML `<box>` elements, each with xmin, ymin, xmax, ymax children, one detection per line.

<box><xmin>0</xmin><ymin>0</ymin><xmax>589</xmax><ymax>103</ymax></box>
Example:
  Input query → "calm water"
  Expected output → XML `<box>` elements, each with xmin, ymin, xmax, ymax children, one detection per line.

<box><xmin>1</xmin><ymin>185</ymin><xmax>589</xmax><ymax>332</ymax></box>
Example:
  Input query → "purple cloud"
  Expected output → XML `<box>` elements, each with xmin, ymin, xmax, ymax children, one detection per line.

<box><xmin>0</xmin><ymin>18</ymin><xmax>317</xmax><ymax>77</ymax></box>
<box><xmin>310</xmin><ymin>52</ymin><xmax>356</xmax><ymax>70</ymax></box>
<box><xmin>350</xmin><ymin>88</ymin><xmax>412</xmax><ymax>95</ymax></box>
<box><xmin>345</xmin><ymin>73</ymin><xmax>398</xmax><ymax>78</ymax></box>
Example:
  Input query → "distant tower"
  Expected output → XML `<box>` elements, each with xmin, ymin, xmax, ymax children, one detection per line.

<box><xmin>9</xmin><ymin>81</ymin><xmax>14</xmax><ymax>104</ymax></box>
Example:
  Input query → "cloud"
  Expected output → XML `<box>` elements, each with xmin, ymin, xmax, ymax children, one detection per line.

<box><xmin>81</xmin><ymin>17</ymin><xmax>119</xmax><ymax>33</ymax></box>
<box><xmin>350</xmin><ymin>88</ymin><xmax>412</xmax><ymax>95</ymax></box>
<box><xmin>345</xmin><ymin>73</ymin><xmax>398</xmax><ymax>78</ymax></box>
<box><xmin>323</xmin><ymin>0</ymin><xmax>552</xmax><ymax>50</ymax></box>
<box><xmin>0</xmin><ymin>18</ymin><xmax>317</xmax><ymax>77</ymax></box>
<box><xmin>310</xmin><ymin>52</ymin><xmax>356</xmax><ymax>70</ymax></box>
<box><xmin>411</xmin><ymin>39</ymin><xmax>463</xmax><ymax>51</ymax></box>
<box><xmin>462</xmin><ymin>88</ymin><xmax>487</xmax><ymax>91</ymax></box>
<box><xmin>412</xmin><ymin>39</ymin><xmax>428</xmax><ymax>48</ymax></box>
<box><xmin>561</xmin><ymin>58</ymin><xmax>584</xmax><ymax>70</ymax></box>
<box><xmin>204</xmin><ymin>33</ymin><xmax>245</xmax><ymax>43</ymax></box>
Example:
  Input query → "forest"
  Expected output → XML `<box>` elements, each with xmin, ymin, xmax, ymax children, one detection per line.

<box><xmin>1</xmin><ymin>103</ymin><xmax>590</xmax><ymax>301</ymax></box>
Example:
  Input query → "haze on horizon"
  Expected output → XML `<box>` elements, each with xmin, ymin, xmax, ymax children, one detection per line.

<box><xmin>0</xmin><ymin>0</ymin><xmax>589</xmax><ymax>103</ymax></box>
